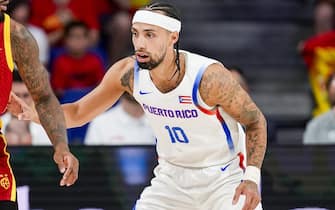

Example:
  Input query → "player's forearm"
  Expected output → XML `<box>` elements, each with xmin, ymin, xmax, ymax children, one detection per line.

<box><xmin>62</xmin><ymin>103</ymin><xmax>87</xmax><ymax>128</ymax></box>
<box><xmin>35</xmin><ymin>94</ymin><xmax>69</xmax><ymax>148</ymax></box>
<box><xmin>245</xmin><ymin>113</ymin><xmax>267</xmax><ymax>169</ymax></box>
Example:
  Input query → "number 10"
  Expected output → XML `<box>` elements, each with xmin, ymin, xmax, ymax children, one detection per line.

<box><xmin>165</xmin><ymin>125</ymin><xmax>189</xmax><ymax>143</ymax></box>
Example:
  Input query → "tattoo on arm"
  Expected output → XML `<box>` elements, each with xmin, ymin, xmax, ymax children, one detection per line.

<box><xmin>10</xmin><ymin>21</ymin><xmax>68</xmax><ymax>146</ymax></box>
<box><xmin>120</xmin><ymin>68</ymin><xmax>134</xmax><ymax>93</ymax></box>
<box><xmin>200</xmin><ymin>66</ymin><xmax>267</xmax><ymax>168</ymax></box>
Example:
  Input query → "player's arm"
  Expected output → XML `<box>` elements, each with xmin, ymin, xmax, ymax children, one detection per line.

<box><xmin>10</xmin><ymin>19</ymin><xmax>79</xmax><ymax>186</ymax></box>
<box><xmin>10</xmin><ymin>19</ymin><xmax>69</xmax><ymax>148</ymax></box>
<box><xmin>199</xmin><ymin>63</ymin><xmax>266</xmax><ymax>209</ymax></box>
<box><xmin>200</xmin><ymin>63</ymin><xmax>267</xmax><ymax>168</ymax></box>
<box><xmin>61</xmin><ymin>57</ymin><xmax>134</xmax><ymax>128</ymax></box>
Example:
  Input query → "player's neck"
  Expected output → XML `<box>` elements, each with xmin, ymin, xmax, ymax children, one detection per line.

<box><xmin>150</xmin><ymin>51</ymin><xmax>185</xmax><ymax>93</ymax></box>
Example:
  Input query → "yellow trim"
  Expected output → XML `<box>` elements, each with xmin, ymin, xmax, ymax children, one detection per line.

<box><xmin>0</xmin><ymin>133</ymin><xmax>16</xmax><ymax>201</ymax></box>
<box><xmin>4</xmin><ymin>14</ymin><xmax>14</xmax><ymax>71</ymax></box>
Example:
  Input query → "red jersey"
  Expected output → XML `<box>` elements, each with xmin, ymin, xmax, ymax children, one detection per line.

<box><xmin>0</xmin><ymin>14</ymin><xmax>14</xmax><ymax>115</ymax></box>
<box><xmin>0</xmin><ymin>14</ymin><xmax>17</xmax><ymax>203</ymax></box>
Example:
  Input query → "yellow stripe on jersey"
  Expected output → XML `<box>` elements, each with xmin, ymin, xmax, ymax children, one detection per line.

<box><xmin>0</xmin><ymin>133</ymin><xmax>17</xmax><ymax>201</ymax></box>
<box><xmin>4</xmin><ymin>14</ymin><xmax>14</xmax><ymax>71</ymax></box>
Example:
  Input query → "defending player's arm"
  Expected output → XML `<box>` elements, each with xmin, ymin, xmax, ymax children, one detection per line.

<box><xmin>9</xmin><ymin>19</ymin><xmax>78</xmax><ymax>186</ymax></box>
<box><xmin>199</xmin><ymin>63</ymin><xmax>266</xmax><ymax>210</ymax></box>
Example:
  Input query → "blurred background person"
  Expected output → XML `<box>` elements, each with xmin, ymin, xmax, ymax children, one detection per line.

<box><xmin>85</xmin><ymin>92</ymin><xmax>155</xmax><ymax>145</ymax></box>
<box><xmin>7</xmin><ymin>0</ymin><xmax>50</xmax><ymax>65</ymax></box>
<box><xmin>314</xmin><ymin>0</ymin><xmax>335</xmax><ymax>35</ymax></box>
<box><xmin>303</xmin><ymin>73</ymin><xmax>335</xmax><ymax>144</ymax></box>
<box><xmin>5</xmin><ymin>117</ymin><xmax>32</xmax><ymax>146</ymax></box>
<box><xmin>50</xmin><ymin>21</ymin><xmax>105</xmax><ymax>99</ymax></box>
<box><xmin>300</xmin><ymin>0</ymin><xmax>335</xmax><ymax>116</ymax></box>
<box><xmin>1</xmin><ymin>70</ymin><xmax>51</xmax><ymax>145</ymax></box>
<box><xmin>97</xmin><ymin>0</ymin><xmax>150</xmax><ymax>65</ymax></box>
<box><xmin>29</xmin><ymin>0</ymin><xmax>100</xmax><ymax>47</ymax></box>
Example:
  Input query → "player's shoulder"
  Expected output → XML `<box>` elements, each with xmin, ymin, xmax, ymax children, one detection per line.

<box><xmin>109</xmin><ymin>56</ymin><xmax>136</xmax><ymax>74</ymax></box>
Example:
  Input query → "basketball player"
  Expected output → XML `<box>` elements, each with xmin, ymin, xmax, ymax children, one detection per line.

<box><xmin>0</xmin><ymin>1</ymin><xmax>79</xmax><ymax>209</ymax></box>
<box><xmin>8</xmin><ymin>2</ymin><xmax>266</xmax><ymax>210</ymax></box>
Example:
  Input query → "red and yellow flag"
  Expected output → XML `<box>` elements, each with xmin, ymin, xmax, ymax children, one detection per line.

<box><xmin>302</xmin><ymin>31</ymin><xmax>335</xmax><ymax>116</ymax></box>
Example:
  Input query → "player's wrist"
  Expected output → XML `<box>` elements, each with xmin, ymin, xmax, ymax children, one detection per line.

<box><xmin>242</xmin><ymin>165</ymin><xmax>261</xmax><ymax>186</ymax></box>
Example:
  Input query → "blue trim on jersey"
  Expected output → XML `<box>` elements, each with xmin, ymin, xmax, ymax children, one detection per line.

<box><xmin>218</xmin><ymin>114</ymin><xmax>235</xmax><ymax>152</ymax></box>
<box><xmin>134</xmin><ymin>61</ymin><xmax>140</xmax><ymax>87</ymax></box>
<box><xmin>192</xmin><ymin>65</ymin><xmax>206</xmax><ymax>106</ymax></box>
<box><xmin>192</xmin><ymin>64</ymin><xmax>235</xmax><ymax>152</ymax></box>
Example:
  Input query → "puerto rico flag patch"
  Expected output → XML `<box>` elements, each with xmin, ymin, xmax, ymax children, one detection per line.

<box><xmin>179</xmin><ymin>96</ymin><xmax>192</xmax><ymax>104</ymax></box>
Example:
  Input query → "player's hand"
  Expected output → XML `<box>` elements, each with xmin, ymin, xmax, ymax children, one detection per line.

<box><xmin>7</xmin><ymin>92</ymin><xmax>39</xmax><ymax>123</ymax></box>
<box><xmin>232</xmin><ymin>180</ymin><xmax>261</xmax><ymax>210</ymax></box>
<box><xmin>53</xmin><ymin>142</ymin><xmax>79</xmax><ymax>186</ymax></box>
<box><xmin>0</xmin><ymin>0</ymin><xmax>9</xmax><ymax>11</ymax></box>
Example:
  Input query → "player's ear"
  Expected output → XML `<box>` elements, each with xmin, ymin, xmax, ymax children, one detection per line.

<box><xmin>170</xmin><ymin>31</ymin><xmax>179</xmax><ymax>45</ymax></box>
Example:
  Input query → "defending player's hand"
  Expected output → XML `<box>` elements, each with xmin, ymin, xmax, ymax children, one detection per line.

<box><xmin>53</xmin><ymin>142</ymin><xmax>79</xmax><ymax>186</ymax></box>
<box><xmin>232</xmin><ymin>180</ymin><xmax>261</xmax><ymax>210</ymax></box>
<box><xmin>7</xmin><ymin>92</ymin><xmax>39</xmax><ymax>123</ymax></box>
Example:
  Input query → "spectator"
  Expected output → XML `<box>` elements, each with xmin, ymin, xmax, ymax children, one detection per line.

<box><xmin>1</xmin><ymin>70</ymin><xmax>51</xmax><ymax>145</ymax></box>
<box><xmin>97</xmin><ymin>0</ymin><xmax>142</xmax><ymax>65</ymax></box>
<box><xmin>303</xmin><ymin>73</ymin><xmax>335</xmax><ymax>144</ymax></box>
<box><xmin>300</xmin><ymin>0</ymin><xmax>335</xmax><ymax>116</ymax></box>
<box><xmin>314</xmin><ymin>0</ymin><xmax>335</xmax><ymax>35</ymax></box>
<box><xmin>5</xmin><ymin>117</ymin><xmax>32</xmax><ymax>146</ymax></box>
<box><xmin>50</xmin><ymin>21</ymin><xmax>105</xmax><ymax>99</ymax></box>
<box><xmin>30</xmin><ymin>0</ymin><xmax>100</xmax><ymax>47</ymax></box>
<box><xmin>7</xmin><ymin>0</ymin><xmax>50</xmax><ymax>65</ymax></box>
<box><xmin>85</xmin><ymin>92</ymin><xmax>155</xmax><ymax>145</ymax></box>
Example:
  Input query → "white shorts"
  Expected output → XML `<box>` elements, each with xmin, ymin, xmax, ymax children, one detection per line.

<box><xmin>133</xmin><ymin>157</ymin><xmax>263</xmax><ymax>210</ymax></box>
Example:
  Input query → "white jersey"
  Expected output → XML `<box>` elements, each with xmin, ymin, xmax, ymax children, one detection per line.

<box><xmin>133</xmin><ymin>50</ymin><xmax>245</xmax><ymax>168</ymax></box>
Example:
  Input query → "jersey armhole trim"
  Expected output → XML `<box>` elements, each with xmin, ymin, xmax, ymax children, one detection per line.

<box><xmin>192</xmin><ymin>63</ymin><xmax>216</xmax><ymax>115</ymax></box>
<box><xmin>4</xmin><ymin>14</ymin><xmax>14</xmax><ymax>71</ymax></box>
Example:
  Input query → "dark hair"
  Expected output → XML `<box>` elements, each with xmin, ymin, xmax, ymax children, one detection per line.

<box><xmin>145</xmin><ymin>2</ymin><xmax>182</xmax><ymax>79</ymax></box>
<box><xmin>12</xmin><ymin>70</ymin><xmax>23</xmax><ymax>82</ymax></box>
<box><xmin>7</xmin><ymin>0</ymin><xmax>30</xmax><ymax>17</ymax></box>
<box><xmin>63</xmin><ymin>21</ymin><xmax>89</xmax><ymax>38</ymax></box>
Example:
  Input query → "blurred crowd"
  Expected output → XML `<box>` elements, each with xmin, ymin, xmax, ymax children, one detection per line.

<box><xmin>1</xmin><ymin>0</ymin><xmax>156</xmax><ymax>146</ymax></box>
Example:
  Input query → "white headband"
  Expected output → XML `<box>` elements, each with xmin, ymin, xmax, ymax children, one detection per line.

<box><xmin>132</xmin><ymin>10</ymin><xmax>181</xmax><ymax>32</ymax></box>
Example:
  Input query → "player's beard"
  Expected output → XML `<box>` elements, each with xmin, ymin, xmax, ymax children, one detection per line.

<box><xmin>137</xmin><ymin>52</ymin><xmax>165</xmax><ymax>70</ymax></box>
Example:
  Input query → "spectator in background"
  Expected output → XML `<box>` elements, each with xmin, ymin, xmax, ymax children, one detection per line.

<box><xmin>1</xmin><ymin>70</ymin><xmax>51</xmax><ymax>145</ymax></box>
<box><xmin>5</xmin><ymin>118</ymin><xmax>32</xmax><ymax>146</ymax></box>
<box><xmin>7</xmin><ymin>0</ymin><xmax>50</xmax><ymax>65</ymax></box>
<box><xmin>303</xmin><ymin>73</ymin><xmax>335</xmax><ymax>144</ymax></box>
<box><xmin>51</xmin><ymin>21</ymin><xmax>105</xmax><ymax>99</ymax></box>
<box><xmin>29</xmin><ymin>0</ymin><xmax>100</xmax><ymax>47</ymax></box>
<box><xmin>85</xmin><ymin>92</ymin><xmax>155</xmax><ymax>145</ymax></box>
<box><xmin>313</xmin><ymin>0</ymin><xmax>335</xmax><ymax>35</ymax></box>
<box><xmin>97</xmin><ymin>0</ymin><xmax>150</xmax><ymax>65</ymax></box>
<box><xmin>300</xmin><ymin>0</ymin><xmax>335</xmax><ymax>116</ymax></box>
